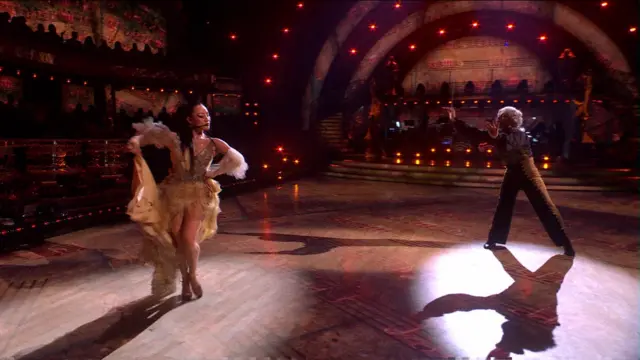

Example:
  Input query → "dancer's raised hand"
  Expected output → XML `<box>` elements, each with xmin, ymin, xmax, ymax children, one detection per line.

<box><xmin>486</xmin><ymin>120</ymin><xmax>499</xmax><ymax>138</ymax></box>
<box><xmin>444</xmin><ymin>107</ymin><xmax>456</xmax><ymax>121</ymax></box>
<box><xmin>127</xmin><ymin>136</ymin><xmax>141</xmax><ymax>156</ymax></box>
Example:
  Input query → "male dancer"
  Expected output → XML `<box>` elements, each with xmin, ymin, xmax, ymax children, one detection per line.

<box><xmin>445</xmin><ymin>107</ymin><xmax>575</xmax><ymax>256</ymax></box>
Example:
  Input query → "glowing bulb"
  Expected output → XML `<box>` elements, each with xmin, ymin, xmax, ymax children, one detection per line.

<box><xmin>283</xmin><ymin>157</ymin><xmax>288</xmax><ymax>162</ymax></box>
<box><xmin>349</xmin><ymin>48</ymin><xmax>357</xmax><ymax>55</ymax></box>
<box><xmin>600</xmin><ymin>1</ymin><xmax>608</xmax><ymax>7</ymax></box>
<box><xmin>297</xmin><ymin>2</ymin><xmax>303</xmax><ymax>9</ymax></box>
<box><xmin>409</xmin><ymin>44</ymin><xmax>416</xmax><ymax>51</ymax></box>
<box><xmin>446</xmin><ymin>148</ymin><xmax>451</xmax><ymax>153</ymax></box>
<box><xmin>415</xmin><ymin>153</ymin><xmax>421</xmax><ymax>157</ymax></box>
<box><xmin>294</xmin><ymin>159</ymin><xmax>299</xmax><ymax>165</ymax></box>
<box><xmin>265</xmin><ymin>77</ymin><xmax>273</xmax><ymax>85</ymax></box>
<box><xmin>630</xmin><ymin>27</ymin><xmax>637</xmax><ymax>33</ymax></box>
<box><xmin>272</xmin><ymin>53</ymin><xmax>279</xmax><ymax>59</ymax></box>
<box><xmin>465</xmin><ymin>161</ymin><xmax>471</xmax><ymax>167</ymax></box>
<box><xmin>543</xmin><ymin>155</ymin><xmax>550</xmax><ymax>161</ymax></box>
<box><xmin>414</xmin><ymin>159</ymin><xmax>421</xmax><ymax>165</ymax></box>
<box><xmin>369</xmin><ymin>23</ymin><xmax>377</xmax><ymax>31</ymax></box>
<box><xmin>395</xmin><ymin>152</ymin><xmax>402</xmax><ymax>157</ymax></box>
<box><xmin>32</xmin><ymin>73</ymin><xmax>37</xmax><ymax>78</ymax></box>
<box><xmin>430</xmin><ymin>148</ymin><xmax>436</xmax><ymax>153</ymax></box>
<box><xmin>438</xmin><ymin>29</ymin><xmax>445</xmax><ymax>35</ymax></box>
<box><xmin>538</xmin><ymin>35</ymin><xmax>547</xmax><ymax>41</ymax></box>
<box><xmin>263</xmin><ymin>164</ymin><xmax>269</xmax><ymax>169</ymax></box>
<box><xmin>486</xmin><ymin>162</ymin><xmax>492</xmax><ymax>168</ymax></box>
<box><xmin>471</xmin><ymin>21</ymin><xmax>479</xmax><ymax>28</ymax></box>
<box><xmin>283</xmin><ymin>28</ymin><xmax>290</xmax><ymax>33</ymax></box>
<box><xmin>466</xmin><ymin>148</ymin><xmax>471</xmax><ymax>153</ymax></box>
<box><xmin>394</xmin><ymin>2</ymin><xmax>401</xmax><ymax>9</ymax></box>
<box><xmin>543</xmin><ymin>163</ymin><xmax>549</xmax><ymax>169</ymax></box>
<box><xmin>507</xmin><ymin>23</ymin><xmax>515</xmax><ymax>30</ymax></box>
<box><xmin>229</xmin><ymin>33</ymin><xmax>237</xmax><ymax>40</ymax></box>
<box><xmin>277</xmin><ymin>146</ymin><xmax>284</xmax><ymax>152</ymax></box>
<box><xmin>395</xmin><ymin>158</ymin><xmax>402</xmax><ymax>164</ymax></box>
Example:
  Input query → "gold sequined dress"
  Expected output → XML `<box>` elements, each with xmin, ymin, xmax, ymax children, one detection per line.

<box><xmin>126</xmin><ymin>121</ymin><xmax>248</xmax><ymax>294</ymax></box>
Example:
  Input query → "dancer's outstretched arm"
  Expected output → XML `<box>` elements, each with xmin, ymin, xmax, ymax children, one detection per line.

<box><xmin>205</xmin><ymin>138</ymin><xmax>249</xmax><ymax>180</ymax></box>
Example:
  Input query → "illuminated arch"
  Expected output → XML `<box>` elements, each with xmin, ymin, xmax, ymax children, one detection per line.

<box><xmin>345</xmin><ymin>1</ymin><xmax>631</xmax><ymax>100</ymax></box>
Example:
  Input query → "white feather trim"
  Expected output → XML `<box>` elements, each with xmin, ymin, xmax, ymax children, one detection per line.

<box><xmin>209</xmin><ymin>147</ymin><xmax>248</xmax><ymax>180</ymax></box>
<box><xmin>131</xmin><ymin>118</ymin><xmax>179</xmax><ymax>149</ymax></box>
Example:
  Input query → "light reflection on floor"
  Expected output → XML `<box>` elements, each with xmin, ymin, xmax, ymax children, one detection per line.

<box><xmin>409</xmin><ymin>242</ymin><xmax>639</xmax><ymax>359</ymax></box>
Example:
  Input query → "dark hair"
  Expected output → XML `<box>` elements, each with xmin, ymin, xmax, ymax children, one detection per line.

<box><xmin>172</xmin><ymin>101</ymin><xmax>207</xmax><ymax>174</ymax></box>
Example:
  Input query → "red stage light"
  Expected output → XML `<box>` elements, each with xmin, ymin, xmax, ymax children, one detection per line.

<box><xmin>507</xmin><ymin>23</ymin><xmax>515</xmax><ymax>30</ymax></box>
<box><xmin>539</xmin><ymin>34</ymin><xmax>547</xmax><ymax>41</ymax></box>
<box><xmin>277</xmin><ymin>146</ymin><xmax>284</xmax><ymax>152</ymax></box>
<box><xmin>283</xmin><ymin>28</ymin><xmax>290</xmax><ymax>33</ymax></box>
<box><xmin>272</xmin><ymin>53</ymin><xmax>279</xmax><ymax>59</ymax></box>
<box><xmin>438</xmin><ymin>29</ymin><xmax>445</xmax><ymax>35</ymax></box>
<box><xmin>349</xmin><ymin>48</ymin><xmax>357</xmax><ymax>55</ymax></box>
<box><xmin>394</xmin><ymin>2</ymin><xmax>401</xmax><ymax>9</ymax></box>
<box><xmin>630</xmin><ymin>27</ymin><xmax>637</xmax><ymax>33</ymax></box>
<box><xmin>229</xmin><ymin>33</ymin><xmax>237</xmax><ymax>40</ymax></box>
<box><xmin>264</xmin><ymin>77</ymin><xmax>272</xmax><ymax>85</ymax></box>
<box><xmin>471</xmin><ymin>21</ymin><xmax>479</xmax><ymax>28</ymax></box>
<box><xmin>297</xmin><ymin>2</ymin><xmax>303</xmax><ymax>9</ymax></box>
<box><xmin>409</xmin><ymin>44</ymin><xmax>416</xmax><ymax>51</ymax></box>
<box><xmin>369</xmin><ymin>23</ymin><xmax>377</xmax><ymax>31</ymax></box>
<box><xmin>600</xmin><ymin>1</ymin><xmax>608</xmax><ymax>7</ymax></box>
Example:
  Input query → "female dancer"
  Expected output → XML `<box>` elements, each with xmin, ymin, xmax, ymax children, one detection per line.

<box><xmin>126</xmin><ymin>103</ymin><xmax>248</xmax><ymax>299</ymax></box>
<box><xmin>446</xmin><ymin>106</ymin><xmax>575</xmax><ymax>256</ymax></box>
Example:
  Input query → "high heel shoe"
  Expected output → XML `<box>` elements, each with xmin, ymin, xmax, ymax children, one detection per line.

<box><xmin>190</xmin><ymin>276</ymin><xmax>203</xmax><ymax>299</ymax></box>
<box><xmin>181</xmin><ymin>279</ymin><xmax>193</xmax><ymax>301</ymax></box>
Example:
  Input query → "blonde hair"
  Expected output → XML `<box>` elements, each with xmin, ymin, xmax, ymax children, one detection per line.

<box><xmin>496</xmin><ymin>106</ymin><xmax>523</xmax><ymax>128</ymax></box>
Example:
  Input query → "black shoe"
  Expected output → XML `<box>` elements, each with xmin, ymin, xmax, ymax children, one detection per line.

<box><xmin>483</xmin><ymin>242</ymin><xmax>505</xmax><ymax>250</ymax></box>
<box><xmin>563</xmin><ymin>245</ymin><xmax>576</xmax><ymax>257</ymax></box>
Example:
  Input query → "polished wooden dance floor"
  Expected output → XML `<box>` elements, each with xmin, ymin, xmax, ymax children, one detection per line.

<box><xmin>1</xmin><ymin>179</ymin><xmax>638</xmax><ymax>359</ymax></box>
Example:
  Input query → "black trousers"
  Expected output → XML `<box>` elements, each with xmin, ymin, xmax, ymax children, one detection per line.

<box><xmin>488</xmin><ymin>158</ymin><xmax>571</xmax><ymax>247</ymax></box>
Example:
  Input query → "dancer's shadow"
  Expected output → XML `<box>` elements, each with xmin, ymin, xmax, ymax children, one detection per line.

<box><xmin>13</xmin><ymin>294</ymin><xmax>182</xmax><ymax>360</ymax></box>
<box><xmin>221</xmin><ymin>231</ymin><xmax>454</xmax><ymax>255</ymax></box>
<box><xmin>390</xmin><ymin>249</ymin><xmax>574</xmax><ymax>359</ymax></box>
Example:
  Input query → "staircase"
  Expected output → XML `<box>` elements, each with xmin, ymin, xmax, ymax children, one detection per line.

<box><xmin>324</xmin><ymin>160</ymin><xmax>639</xmax><ymax>192</ymax></box>
<box><xmin>317</xmin><ymin>113</ymin><xmax>350</xmax><ymax>153</ymax></box>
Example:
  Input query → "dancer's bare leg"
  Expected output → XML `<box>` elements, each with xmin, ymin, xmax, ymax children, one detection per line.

<box><xmin>171</xmin><ymin>211</ymin><xmax>191</xmax><ymax>299</ymax></box>
<box><xmin>181</xmin><ymin>205</ymin><xmax>204</xmax><ymax>298</ymax></box>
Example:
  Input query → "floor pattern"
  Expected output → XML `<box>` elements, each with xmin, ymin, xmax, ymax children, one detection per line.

<box><xmin>0</xmin><ymin>178</ymin><xmax>638</xmax><ymax>360</ymax></box>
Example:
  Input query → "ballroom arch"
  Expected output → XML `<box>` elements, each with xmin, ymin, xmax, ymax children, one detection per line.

<box><xmin>345</xmin><ymin>1</ymin><xmax>630</xmax><ymax>100</ymax></box>
<box><xmin>300</xmin><ymin>0</ymin><xmax>632</xmax><ymax>129</ymax></box>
